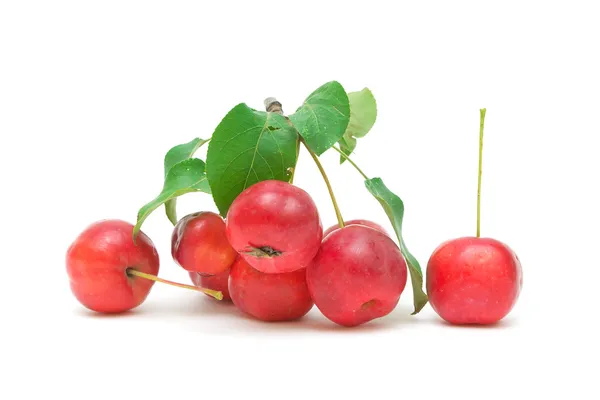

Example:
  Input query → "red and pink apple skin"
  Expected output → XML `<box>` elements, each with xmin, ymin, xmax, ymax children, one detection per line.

<box><xmin>189</xmin><ymin>268</ymin><xmax>232</xmax><ymax>301</ymax></box>
<box><xmin>66</xmin><ymin>220</ymin><xmax>159</xmax><ymax>313</ymax></box>
<box><xmin>226</xmin><ymin>180</ymin><xmax>323</xmax><ymax>274</ymax></box>
<box><xmin>228</xmin><ymin>257</ymin><xmax>314</xmax><ymax>322</ymax></box>
<box><xmin>426</xmin><ymin>237</ymin><xmax>523</xmax><ymax>325</ymax></box>
<box><xmin>172</xmin><ymin>211</ymin><xmax>238</xmax><ymax>275</ymax></box>
<box><xmin>307</xmin><ymin>225</ymin><xmax>408</xmax><ymax>327</ymax></box>
<box><xmin>323</xmin><ymin>219</ymin><xmax>388</xmax><ymax>238</ymax></box>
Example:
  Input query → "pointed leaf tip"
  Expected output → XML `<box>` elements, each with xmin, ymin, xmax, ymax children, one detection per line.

<box><xmin>364</xmin><ymin>177</ymin><xmax>428</xmax><ymax>314</ymax></box>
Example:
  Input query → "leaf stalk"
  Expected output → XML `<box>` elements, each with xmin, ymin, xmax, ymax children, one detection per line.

<box><xmin>332</xmin><ymin>145</ymin><xmax>369</xmax><ymax>180</ymax></box>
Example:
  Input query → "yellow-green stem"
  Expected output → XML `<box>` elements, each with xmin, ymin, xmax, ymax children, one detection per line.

<box><xmin>301</xmin><ymin>140</ymin><xmax>345</xmax><ymax>229</ymax></box>
<box><xmin>126</xmin><ymin>268</ymin><xmax>223</xmax><ymax>300</ymax></box>
<box><xmin>332</xmin><ymin>146</ymin><xmax>369</xmax><ymax>180</ymax></box>
<box><xmin>477</xmin><ymin>108</ymin><xmax>487</xmax><ymax>238</ymax></box>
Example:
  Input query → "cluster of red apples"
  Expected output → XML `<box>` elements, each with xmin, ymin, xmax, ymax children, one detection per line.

<box><xmin>67</xmin><ymin>83</ymin><xmax>523</xmax><ymax>328</ymax></box>
<box><xmin>67</xmin><ymin>178</ymin><xmax>522</xmax><ymax>327</ymax></box>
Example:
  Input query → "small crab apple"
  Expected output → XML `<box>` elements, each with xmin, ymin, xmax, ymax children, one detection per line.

<box><xmin>307</xmin><ymin>225</ymin><xmax>408</xmax><ymax>327</ymax></box>
<box><xmin>228</xmin><ymin>257</ymin><xmax>313</xmax><ymax>322</ymax></box>
<box><xmin>427</xmin><ymin>237</ymin><xmax>522</xmax><ymax>324</ymax></box>
<box><xmin>323</xmin><ymin>219</ymin><xmax>388</xmax><ymax>238</ymax></box>
<box><xmin>66</xmin><ymin>219</ymin><xmax>160</xmax><ymax>313</ymax></box>
<box><xmin>189</xmin><ymin>268</ymin><xmax>232</xmax><ymax>301</ymax></box>
<box><xmin>226</xmin><ymin>180</ymin><xmax>323</xmax><ymax>274</ymax></box>
<box><xmin>67</xmin><ymin>219</ymin><xmax>222</xmax><ymax>314</ymax></box>
<box><xmin>426</xmin><ymin>109</ymin><xmax>523</xmax><ymax>325</ymax></box>
<box><xmin>172</xmin><ymin>211</ymin><xmax>237</xmax><ymax>275</ymax></box>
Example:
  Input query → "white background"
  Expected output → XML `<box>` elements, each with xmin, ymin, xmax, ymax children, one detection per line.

<box><xmin>1</xmin><ymin>1</ymin><xmax>598</xmax><ymax>399</ymax></box>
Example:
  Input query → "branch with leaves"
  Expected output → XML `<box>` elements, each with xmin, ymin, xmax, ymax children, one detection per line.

<box><xmin>133</xmin><ymin>81</ymin><xmax>428</xmax><ymax>314</ymax></box>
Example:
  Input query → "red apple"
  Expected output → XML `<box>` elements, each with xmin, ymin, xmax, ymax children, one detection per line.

<box><xmin>323</xmin><ymin>219</ymin><xmax>388</xmax><ymax>238</ymax></box>
<box><xmin>189</xmin><ymin>268</ymin><xmax>232</xmax><ymax>301</ymax></box>
<box><xmin>66</xmin><ymin>219</ymin><xmax>159</xmax><ymax>313</ymax></box>
<box><xmin>172</xmin><ymin>211</ymin><xmax>237</xmax><ymax>275</ymax></box>
<box><xmin>426</xmin><ymin>237</ymin><xmax>522</xmax><ymax>325</ymax></box>
<box><xmin>228</xmin><ymin>257</ymin><xmax>313</xmax><ymax>321</ymax></box>
<box><xmin>307</xmin><ymin>225</ymin><xmax>408</xmax><ymax>327</ymax></box>
<box><xmin>226</xmin><ymin>180</ymin><xmax>323</xmax><ymax>274</ymax></box>
<box><xmin>426</xmin><ymin>109</ymin><xmax>523</xmax><ymax>325</ymax></box>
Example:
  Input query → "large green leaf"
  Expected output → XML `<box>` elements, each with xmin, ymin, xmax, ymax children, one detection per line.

<box><xmin>133</xmin><ymin>158</ymin><xmax>210</xmax><ymax>239</ymax></box>
<box><xmin>288</xmin><ymin>81</ymin><xmax>350</xmax><ymax>156</ymax></box>
<box><xmin>339</xmin><ymin>88</ymin><xmax>377</xmax><ymax>163</ymax></box>
<box><xmin>163</xmin><ymin>137</ymin><xmax>209</xmax><ymax>224</ymax></box>
<box><xmin>206</xmin><ymin>103</ymin><xmax>299</xmax><ymax>216</ymax></box>
<box><xmin>364</xmin><ymin>177</ymin><xmax>428</xmax><ymax>314</ymax></box>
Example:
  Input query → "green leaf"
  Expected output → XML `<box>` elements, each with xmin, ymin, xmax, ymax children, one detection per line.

<box><xmin>164</xmin><ymin>138</ymin><xmax>209</xmax><ymax>177</ymax></box>
<box><xmin>133</xmin><ymin>158</ymin><xmax>210</xmax><ymax>239</ymax></box>
<box><xmin>162</xmin><ymin>137</ymin><xmax>209</xmax><ymax>224</ymax></box>
<box><xmin>339</xmin><ymin>88</ymin><xmax>377</xmax><ymax>163</ymax></box>
<box><xmin>288</xmin><ymin>81</ymin><xmax>350</xmax><ymax>156</ymax></box>
<box><xmin>206</xmin><ymin>103</ymin><xmax>299</xmax><ymax>216</ymax></box>
<box><xmin>364</xmin><ymin>177</ymin><xmax>428</xmax><ymax>314</ymax></box>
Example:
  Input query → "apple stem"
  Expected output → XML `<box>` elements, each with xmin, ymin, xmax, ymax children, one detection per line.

<box><xmin>477</xmin><ymin>108</ymin><xmax>487</xmax><ymax>238</ymax></box>
<box><xmin>126</xmin><ymin>268</ymin><xmax>223</xmax><ymax>300</ymax></box>
<box><xmin>264</xmin><ymin>97</ymin><xmax>345</xmax><ymax>229</ymax></box>
<box><xmin>301</xmin><ymin>139</ymin><xmax>345</xmax><ymax>228</ymax></box>
<box><xmin>332</xmin><ymin>145</ymin><xmax>369</xmax><ymax>180</ymax></box>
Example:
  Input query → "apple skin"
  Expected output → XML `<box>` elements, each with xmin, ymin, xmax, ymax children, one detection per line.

<box><xmin>66</xmin><ymin>220</ymin><xmax>159</xmax><ymax>313</ymax></box>
<box><xmin>323</xmin><ymin>219</ymin><xmax>388</xmax><ymax>238</ymax></box>
<box><xmin>228</xmin><ymin>257</ymin><xmax>313</xmax><ymax>322</ymax></box>
<box><xmin>226</xmin><ymin>180</ymin><xmax>323</xmax><ymax>274</ymax></box>
<box><xmin>189</xmin><ymin>268</ymin><xmax>232</xmax><ymax>301</ymax></box>
<box><xmin>172</xmin><ymin>211</ymin><xmax>238</xmax><ymax>275</ymax></box>
<box><xmin>307</xmin><ymin>225</ymin><xmax>408</xmax><ymax>327</ymax></box>
<box><xmin>426</xmin><ymin>237</ymin><xmax>523</xmax><ymax>325</ymax></box>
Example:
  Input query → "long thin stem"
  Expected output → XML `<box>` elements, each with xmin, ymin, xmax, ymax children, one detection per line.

<box><xmin>126</xmin><ymin>268</ymin><xmax>223</xmax><ymax>300</ymax></box>
<box><xmin>332</xmin><ymin>146</ymin><xmax>369</xmax><ymax>180</ymax></box>
<box><xmin>477</xmin><ymin>108</ymin><xmax>487</xmax><ymax>238</ymax></box>
<box><xmin>301</xmin><ymin>140</ymin><xmax>345</xmax><ymax>228</ymax></box>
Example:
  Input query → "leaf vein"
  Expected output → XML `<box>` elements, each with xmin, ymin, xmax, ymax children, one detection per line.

<box><xmin>266</xmin><ymin>116</ymin><xmax>286</xmax><ymax>177</ymax></box>
<box><xmin>216</xmin><ymin>125</ymin><xmax>263</xmax><ymax>150</ymax></box>
<box><xmin>219</xmin><ymin>147</ymin><xmax>256</xmax><ymax>177</ymax></box>
<box><xmin>243</xmin><ymin>120</ymin><xmax>269</xmax><ymax>189</ymax></box>
<box><xmin>256</xmin><ymin>150</ymin><xmax>275</xmax><ymax>179</ymax></box>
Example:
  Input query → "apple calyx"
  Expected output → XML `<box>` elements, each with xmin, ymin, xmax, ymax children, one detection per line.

<box><xmin>242</xmin><ymin>246</ymin><xmax>283</xmax><ymax>258</ymax></box>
